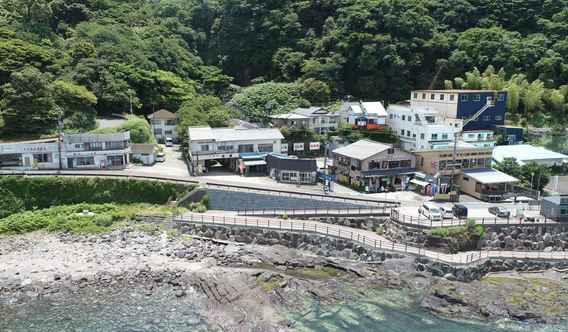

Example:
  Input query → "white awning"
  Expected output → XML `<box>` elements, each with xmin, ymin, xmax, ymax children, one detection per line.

<box><xmin>243</xmin><ymin>160</ymin><xmax>267</xmax><ymax>167</ymax></box>
<box><xmin>410</xmin><ymin>179</ymin><xmax>430</xmax><ymax>187</ymax></box>
<box><xmin>463</xmin><ymin>169</ymin><xmax>519</xmax><ymax>184</ymax></box>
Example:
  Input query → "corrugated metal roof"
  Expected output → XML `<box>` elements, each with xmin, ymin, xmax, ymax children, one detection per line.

<box><xmin>332</xmin><ymin>139</ymin><xmax>392</xmax><ymax>160</ymax></box>
<box><xmin>64</xmin><ymin>132</ymin><xmax>130</xmax><ymax>143</ymax></box>
<box><xmin>188</xmin><ymin>126</ymin><xmax>284</xmax><ymax>142</ymax></box>
<box><xmin>463</xmin><ymin>168</ymin><xmax>519</xmax><ymax>184</ymax></box>
<box><xmin>493</xmin><ymin>145</ymin><xmax>568</xmax><ymax>164</ymax></box>
<box><xmin>148</xmin><ymin>109</ymin><xmax>177</xmax><ymax>120</ymax></box>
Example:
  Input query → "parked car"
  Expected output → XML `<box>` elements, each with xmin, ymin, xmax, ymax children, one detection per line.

<box><xmin>488</xmin><ymin>206</ymin><xmax>510</xmax><ymax>218</ymax></box>
<box><xmin>165</xmin><ymin>137</ymin><xmax>173</xmax><ymax>147</ymax></box>
<box><xmin>452</xmin><ymin>204</ymin><xmax>468</xmax><ymax>219</ymax></box>
<box><xmin>156</xmin><ymin>152</ymin><xmax>166</xmax><ymax>162</ymax></box>
<box><xmin>440</xmin><ymin>206</ymin><xmax>454</xmax><ymax>219</ymax></box>
<box><xmin>419</xmin><ymin>202</ymin><xmax>443</xmax><ymax>221</ymax></box>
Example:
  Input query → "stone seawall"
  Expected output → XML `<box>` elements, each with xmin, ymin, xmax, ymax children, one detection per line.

<box><xmin>176</xmin><ymin>223</ymin><xmax>399</xmax><ymax>262</ymax></box>
<box><xmin>481</xmin><ymin>224</ymin><xmax>568</xmax><ymax>251</ymax></box>
<box><xmin>203</xmin><ymin>188</ymin><xmax>368</xmax><ymax>211</ymax></box>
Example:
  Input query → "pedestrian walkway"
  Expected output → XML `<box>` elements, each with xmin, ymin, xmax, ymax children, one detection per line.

<box><xmin>169</xmin><ymin>212</ymin><xmax>568</xmax><ymax>266</ymax></box>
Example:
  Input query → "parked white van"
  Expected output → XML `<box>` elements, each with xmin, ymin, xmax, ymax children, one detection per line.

<box><xmin>419</xmin><ymin>202</ymin><xmax>443</xmax><ymax>221</ymax></box>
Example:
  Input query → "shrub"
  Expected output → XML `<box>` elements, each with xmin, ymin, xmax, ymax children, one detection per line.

<box><xmin>0</xmin><ymin>176</ymin><xmax>191</xmax><ymax>213</ymax></box>
<box><xmin>0</xmin><ymin>187</ymin><xmax>24</xmax><ymax>218</ymax></box>
<box><xmin>93</xmin><ymin>215</ymin><xmax>114</xmax><ymax>227</ymax></box>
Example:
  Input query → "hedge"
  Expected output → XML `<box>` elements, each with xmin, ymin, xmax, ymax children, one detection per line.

<box><xmin>0</xmin><ymin>176</ymin><xmax>192</xmax><ymax>211</ymax></box>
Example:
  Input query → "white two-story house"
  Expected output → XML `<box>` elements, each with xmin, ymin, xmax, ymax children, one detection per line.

<box><xmin>387</xmin><ymin>104</ymin><xmax>463</xmax><ymax>152</ymax></box>
<box><xmin>149</xmin><ymin>109</ymin><xmax>178</xmax><ymax>143</ymax></box>
<box><xmin>270</xmin><ymin>107</ymin><xmax>340</xmax><ymax>134</ymax></box>
<box><xmin>0</xmin><ymin>132</ymin><xmax>131</xmax><ymax>170</ymax></box>
<box><xmin>188</xmin><ymin>126</ymin><xmax>284</xmax><ymax>175</ymax></box>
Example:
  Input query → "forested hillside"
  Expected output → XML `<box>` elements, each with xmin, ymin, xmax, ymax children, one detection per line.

<box><xmin>1</xmin><ymin>0</ymin><xmax>568</xmax><ymax>136</ymax></box>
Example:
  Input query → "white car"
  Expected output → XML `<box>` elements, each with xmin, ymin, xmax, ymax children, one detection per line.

<box><xmin>165</xmin><ymin>137</ymin><xmax>173</xmax><ymax>147</ymax></box>
<box><xmin>440</xmin><ymin>206</ymin><xmax>454</xmax><ymax>219</ymax></box>
<box><xmin>419</xmin><ymin>202</ymin><xmax>443</xmax><ymax>221</ymax></box>
<box><xmin>156</xmin><ymin>153</ymin><xmax>166</xmax><ymax>162</ymax></box>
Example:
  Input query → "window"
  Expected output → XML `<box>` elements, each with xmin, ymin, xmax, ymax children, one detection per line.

<box><xmin>150</xmin><ymin>120</ymin><xmax>161</xmax><ymax>125</ymax></box>
<box><xmin>166</xmin><ymin>120</ymin><xmax>176</xmax><ymax>126</ymax></box>
<box><xmin>430</xmin><ymin>93</ymin><xmax>435</xmax><ymax>100</ymax></box>
<box><xmin>406</xmin><ymin>130</ymin><xmax>411</xmax><ymax>137</ymax></box>
<box><xmin>408</xmin><ymin>116</ymin><xmax>412</xmax><ymax>122</ymax></box>
<box><xmin>463</xmin><ymin>176</ymin><xmax>469</xmax><ymax>182</ymax></box>
<box><xmin>442</xmin><ymin>133</ymin><xmax>448</xmax><ymax>140</ymax></box>
<box><xmin>402</xmin><ymin>115</ymin><xmax>406</xmax><ymax>121</ymax></box>
<box><xmin>33</xmin><ymin>153</ymin><xmax>51</xmax><ymax>163</ymax></box>
<box><xmin>561</xmin><ymin>209</ymin><xmax>568</xmax><ymax>216</ymax></box>
<box><xmin>218</xmin><ymin>145</ymin><xmax>234</xmax><ymax>151</ymax></box>
<box><xmin>401</xmin><ymin>129</ymin><xmax>405</xmax><ymax>135</ymax></box>
<box><xmin>439</xmin><ymin>160</ymin><xmax>447</xmax><ymax>170</ymax></box>
<box><xmin>388</xmin><ymin>160</ymin><xmax>400</xmax><ymax>169</ymax></box>
<box><xmin>84</xmin><ymin>142</ymin><xmax>103</xmax><ymax>151</ymax></box>
<box><xmin>422</xmin><ymin>93</ymin><xmax>426</xmax><ymax>99</ymax></box>
<box><xmin>381</xmin><ymin>161</ymin><xmax>389</xmax><ymax>169</ymax></box>
<box><xmin>400</xmin><ymin>160</ymin><xmax>411</xmax><ymax>168</ymax></box>
<box><xmin>76</xmin><ymin>156</ymin><xmax>94</xmax><ymax>166</ymax></box>
<box><xmin>200</xmin><ymin>144</ymin><xmax>209</xmax><ymax>152</ymax></box>
<box><xmin>389</xmin><ymin>114</ymin><xmax>394</xmax><ymax>119</ymax></box>
<box><xmin>165</xmin><ymin>130</ymin><xmax>173</xmax><ymax>135</ymax></box>
<box><xmin>154</xmin><ymin>129</ymin><xmax>163</xmax><ymax>135</ymax></box>
<box><xmin>107</xmin><ymin>155</ymin><xmax>124</xmax><ymax>166</ymax></box>
<box><xmin>238</xmin><ymin>144</ymin><xmax>254</xmax><ymax>153</ymax></box>
<box><xmin>351</xmin><ymin>159</ymin><xmax>361</xmax><ymax>170</ymax></box>
<box><xmin>498</xmin><ymin>94</ymin><xmax>505</xmax><ymax>101</ymax></box>
<box><xmin>431</xmin><ymin>133</ymin><xmax>438</xmax><ymax>140</ymax></box>
<box><xmin>387</xmin><ymin>148</ymin><xmax>395</xmax><ymax>154</ymax></box>
<box><xmin>258</xmin><ymin>144</ymin><xmax>273</xmax><ymax>152</ymax></box>
<box><xmin>106</xmin><ymin>141</ymin><xmax>126</xmax><ymax>150</ymax></box>
<box><xmin>450</xmin><ymin>95</ymin><xmax>455</xmax><ymax>101</ymax></box>
<box><xmin>483</xmin><ymin>115</ymin><xmax>491</xmax><ymax>121</ymax></box>
<box><xmin>473</xmin><ymin>94</ymin><xmax>481</xmax><ymax>101</ymax></box>
<box><xmin>461</xmin><ymin>95</ymin><xmax>468</xmax><ymax>102</ymax></box>
<box><xmin>495</xmin><ymin>115</ymin><xmax>503</xmax><ymax>121</ymax></box>
<box><xmin>413</xmin><ymin>133</ymin><xmax>416</xmax><ymax>138</ymax></box>
<box><xmin>74</xmin><ymin>144</ymin><xmax>82</xmax><ymax>149</ymax></box>
<box><xmin>420</xmin><ymin>133</ymin><xmax>425</xmax><ymax>139</ymax></box>
<box><xmin>440</xmin><ymin>94</ymin><xmax>445</xmax><ymax>101</ymax></box>
<box><xmin>413</xmin><ymin>93</ymin><xmax>418</xmax><ymax>99</ymax></box>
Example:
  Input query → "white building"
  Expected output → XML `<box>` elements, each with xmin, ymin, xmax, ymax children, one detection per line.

<box><xmin>149</xmin><ymin>109</ymin><xmax>178</xmax><ymax>143</ymax></box>
<box><xmin>0</xmin><ymin>132</ymin><xmax>131</xmax><ymax>170</ymax></box>
<box><xmin>493</xmin><ymin>144</ymin><xmax>568</xmax><ymax>167</ymax></box>
<box><xmin>188</xmin><ymin>126</ymin><xmax>284</xmax><ymax>175</ymax></box>
<box><xmin>131</xmin><ymin>144</ymin><xmax>158</xmax><ymax>166</ymax></box>
<box><xmin>386</xmin><ymin>104</ymin><xmax>462</xmax><ymax>152</ymax></box>
<box><xmin>270</xmin><ymin>107</ymin><xmax>340</xmax><ymax>134</ymax></box>
<box><xmin>461</xmin><ymin>130</ymin><xmax>496</xmax><ymax>148</ymax></box>
<box><xmin>336</xmin><ymin>101</ymin><xmax>387</xmax><ymax>129</ymax></box>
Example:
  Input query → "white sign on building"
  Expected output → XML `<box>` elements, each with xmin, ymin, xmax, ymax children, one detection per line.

<box><xmin>309</xmin><ymin>142</ymin><xmax>320</xmax><ymax>150</ymax></box>
<box><xmin>293</xmin><ymin>143</ymin><xmax>304</xmax><ymax>151</ymax></box>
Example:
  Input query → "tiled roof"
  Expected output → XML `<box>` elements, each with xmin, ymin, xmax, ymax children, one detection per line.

<box><xmin>148</xmin><ymin>109</ymin><xmax>177</xmax><ymax>120</ymax></box>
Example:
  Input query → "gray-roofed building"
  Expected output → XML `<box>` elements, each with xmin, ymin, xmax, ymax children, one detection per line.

<box><xmin>541</xmin><ymin>195</ymin><xmax>568</xmax><ymax>222</ymax></box>
<box><xmin>148</xmin><ymin>109</ymin><xmax>178</xmax><ymax>143</ymax></box>
<box><xmin>187</xmin><ymin>126</ymin><xmax>284</xmax><ymax>175</ymax></box>
<box><xmin>266</xmin><ymin>154</ymin><xmax>318</xmax><ymax>184</ymax></box>
<box><xmin>332</xmin><ymin>139</ymin><xmax>416</xmax><ymax>192</ymax></box>
<box><xmin>458</xmin><ymin>168</ymin><xmax>519</xmax><ymax>201</ymax></box>
<box><xmin>270</xmin><ymin>106</ymin><xmax>339</xmax><ymax>134</ymax></box>
<box><xmin>336</xmin><ymin>101</ymin><xmax>387</xmax><ymax>129</ymax></box>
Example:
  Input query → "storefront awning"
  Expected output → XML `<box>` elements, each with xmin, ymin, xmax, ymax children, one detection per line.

<box><xmin>410</xmin><ymin>179</ymin><xmax>430</xmax><ymax>187</ymax></box>
<box><xmin>243</xmin><ymin>160</ymin><xmax>267</xmax><ymax>167</ymax></box>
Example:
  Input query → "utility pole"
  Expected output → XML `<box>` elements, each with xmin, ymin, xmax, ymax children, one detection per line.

<box><xmin>57</xmin><ymin>106</ymin><xmax>64</xmax><ymax>171</ymax></box>
<box><xmin>128</xmin><ymin>89</ymin><xmax>134</xmax><ymax>115</ymax></box>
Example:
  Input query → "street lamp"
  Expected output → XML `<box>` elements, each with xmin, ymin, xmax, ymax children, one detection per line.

<box><xmin>128</xmin><ymin>89</ymin><xmax>134</xmax><ymax>115</ymax></box>
<box><xmin>55</xmin><ymin>106</ymin><xmax>64</xmax><ymax>171</ymax></box>
<box><xmin>530</xmin><ymin>172</ymin><xmax>535</xmax><ymax>190</ymax></box>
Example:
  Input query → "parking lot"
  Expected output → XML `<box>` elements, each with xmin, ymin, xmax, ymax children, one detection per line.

<box><xmin>126</xmin><ymin>145</ymin><xmax>190</xmax><ymax>178</ymax></box>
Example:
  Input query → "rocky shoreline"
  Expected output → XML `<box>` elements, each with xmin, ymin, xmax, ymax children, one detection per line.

<box><xmin>1</xmin><ymin>226</ymin><xmax>568</xmax><ymax>330</ymax></box>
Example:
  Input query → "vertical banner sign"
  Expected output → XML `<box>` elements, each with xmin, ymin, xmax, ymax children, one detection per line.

<box><xmin>281</xmin><ymin>143</ymin><xmax>288</xmax><ymax>154</ymax></box>
<box><xmin>293</xmin><ymin>143</ymin><xmax>304</xmax><ymax>151</ymax></box>
<box><xmin>309</xmin><ymin>142</ymin><xmax>321</xmax><ymax>150</ymax></box>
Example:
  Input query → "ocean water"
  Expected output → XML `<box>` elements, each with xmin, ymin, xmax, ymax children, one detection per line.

<box><xmin>1</xmin><ymin>286</ymin><xmax>566</xmax><ymax>332</ymax></box>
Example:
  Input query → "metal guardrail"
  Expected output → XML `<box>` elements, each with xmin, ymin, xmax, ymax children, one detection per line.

<box><xmin>0</xmin><ymin>170</ymin><xmax>400</xmax><ymax>208</ymax></box>
<box><xmin>145</xmin><ymin>213</ymin><xmax>568</xmax><ymax>266</ymax></box>
<box><xmin>389</xmin><ymin>209</ymin><xmax>560</xmax><ymax>229</ymax></box>
<box><xmin>237</xmin><ymin>207</ymin><xmax>392</xmax><ymax>217</ymax></box>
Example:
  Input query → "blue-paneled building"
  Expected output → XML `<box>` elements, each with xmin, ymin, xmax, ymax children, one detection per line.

<box><xmin>410</xmin><ymin>90</ymin><xmax>507</xmax><ymax>130</ymax></box>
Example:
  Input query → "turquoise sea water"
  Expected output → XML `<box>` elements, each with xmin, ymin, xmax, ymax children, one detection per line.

<box><xmin>1</xmin><ymin>286</ymin><xmax>566</xmax><ymax>332</ymax></box>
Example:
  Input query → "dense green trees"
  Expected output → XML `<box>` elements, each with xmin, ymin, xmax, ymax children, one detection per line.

<box><xmin>494</xmin><ymin>158</ymin><xmax>551</xmax><ymax>192</ymax></box>
<box><xmin>2</xmin><ymin>0</ymin><xmax>568</xmax><ymax>137</ymax></box>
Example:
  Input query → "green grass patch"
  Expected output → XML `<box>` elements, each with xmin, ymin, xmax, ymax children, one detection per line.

<box><xmin>256</xmin><ymin>274</ymin><xmax>285</xmax><ymax>292</ymax></box>
<box><xmin>0</xmin><ymin>203</ymin><xmax>180</xmax><ymax>235</ymax></box>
